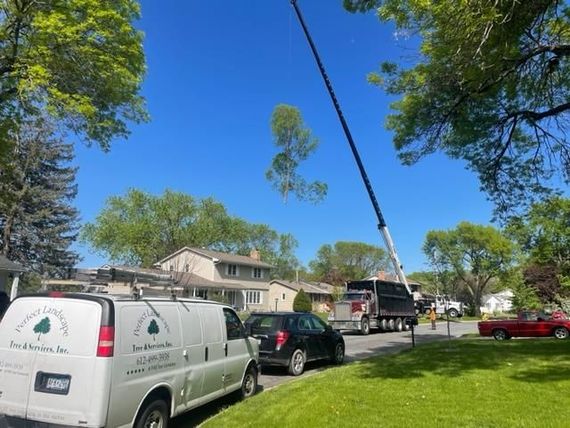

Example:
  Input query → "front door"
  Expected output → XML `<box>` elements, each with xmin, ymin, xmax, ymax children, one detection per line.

<box><xmin>222</xmin><ymin>308</ymin><xmax>252</xmax><ymax>391</ymax></box>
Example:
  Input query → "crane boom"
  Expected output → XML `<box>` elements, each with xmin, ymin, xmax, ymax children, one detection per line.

<box><xmin>290</xmin><ymin>0</ymin><xmax>411</xmax><ymax>294</ymax></box>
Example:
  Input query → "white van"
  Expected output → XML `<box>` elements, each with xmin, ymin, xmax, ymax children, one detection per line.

<box><xmin>0</xmin><ymin>292</ymin><xmax>259</xmax><ymax>427</ymax></box>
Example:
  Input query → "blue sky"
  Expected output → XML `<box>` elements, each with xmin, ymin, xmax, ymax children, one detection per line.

<box><xmin>73</xmin><ymin>1</ymin><xmax>494</xmax><ymax>273</ymax></box>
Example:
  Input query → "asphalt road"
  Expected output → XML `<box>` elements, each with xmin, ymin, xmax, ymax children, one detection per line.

<box><xmin>170</xmin><ymin>320</ymin><xmax>479</xmax><ymax>427</ymax></box>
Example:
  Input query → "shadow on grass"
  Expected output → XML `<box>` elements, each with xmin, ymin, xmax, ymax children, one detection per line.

<box><xmin>355</xmin><ymin>338</ymin><xmax>570</xmax><ymax>384</ymax></box>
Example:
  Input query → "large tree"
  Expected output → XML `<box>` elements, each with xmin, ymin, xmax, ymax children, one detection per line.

<box><xmin>0</xmin><ymin>117</ymin><xmax>80</xmax><ymax>278</ymax></box>
<box><xmin>344</xmin><ymin>0</ymin><xmax>570</xmax><ymax>218</ymax></box>
<box><xmin>266</xmin><ymin>104</ymin><xmax>327</xmax><ymax>204</ymax></box>
<box><xmin>423</xmin><ymin>222</ymin><xmax>515</xmax><ymax>316</ymax></box>
<box><xmin>81</xmin><ymin>189</ymin><xmax>299</xmax><ymax>269</ymax></box>
<box><xmin>308</xmin><ymin>241</ymin><xmax>389</xmax><ymax>286</ymax></box>
<box><xmin>506</xmin><ymin>197</ymin><xmax>570</xmax><ymax>304</ymax></box>
<box><xmin>0</xmin><ymin>0</ymin><xmax>147</xmax><ymax>152</ymax></box>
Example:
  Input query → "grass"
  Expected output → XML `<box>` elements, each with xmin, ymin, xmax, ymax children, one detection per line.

<box><xmin>202</xmin><ymin>339</ymin><xmax>570</xmax><ymax>428</ymax></box>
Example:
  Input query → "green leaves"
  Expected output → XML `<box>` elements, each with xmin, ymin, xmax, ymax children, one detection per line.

<box><xmin>0</xmin><ymin>0</ymin><xmax>148</xmax><ymax>150</ymax></box>
<box><xmin>357</xmin><ymin>0</ymin><xmax>570</xmax><ymax>218</ymax></box>
<box><xmin>308</xmin><ymin>241</ymin><xmax>389</xmax><ymax>285</ymax></box>
<box><xmin>81</xmin><ymin>189</ymin><xmax>299</xmax><ymax>269</ymax></box>
<box><xmin>266</xmin><ymin>104</ymin><xmax>327</xmax><ymax>204</ymax></box>
<box><xmin>423</xmin><ymin>222</ymin><xmax>514</xmax><ymax>315</ymax></box>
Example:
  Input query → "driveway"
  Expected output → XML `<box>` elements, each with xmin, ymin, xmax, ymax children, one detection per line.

<box><xmin>170</xmin><ymin>320</ymin><xmax>478</xmax><ymax>427</ymax></box>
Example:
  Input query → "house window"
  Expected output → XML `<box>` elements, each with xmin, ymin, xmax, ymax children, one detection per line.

<box><xmin>185</xmin><ymin>264</ymin><xmax>190</xmax><ymax>272</ymax></box>
<box><xmin>246</xmin><ymin>290</ymin><xmax>262</xmax><ymax>305</ymax></box>
<box><xmin>226</xmin><ymin>264</ymin><xmax>239</xmax><ymax>277</ymax></box>
<box><xmin>169</xmin><ymin>265</ymin><xmax>174</xmax><ymax>271</ymax></box>
<box><xmin>282</xmin><ymin>293</ymin><xmax>286</xmax><ymax>301</ymax></box>
<box><xmin>252</xmin><ymin>267</ymin><xmax>263</xmax><ymax>279</ymax></box>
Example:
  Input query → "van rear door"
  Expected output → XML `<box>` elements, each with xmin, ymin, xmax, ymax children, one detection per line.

<box><xmin>0</xmin><ymin>295</ymin><xmax>113</xmax><ymax>427</ymax></box>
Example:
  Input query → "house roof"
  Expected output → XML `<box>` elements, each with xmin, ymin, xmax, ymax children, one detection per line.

<box><xmin>158</xmin><ymin>247</ymin><xmax>273</xmax><ymax>268</ymax></box>
<box><xmin>174</xmin><ymin>272</ymin><xmax>267</xmax><ymax>291</ymax></box>
<box><xmin>270</xmin><ymin>279</ymin><xmax>333</xmax><ymax>295</ymax></box>
<box><xmin>0</xmin><ymin>255</ymin><xmax>25</xmax><ymax>273</ymax></box>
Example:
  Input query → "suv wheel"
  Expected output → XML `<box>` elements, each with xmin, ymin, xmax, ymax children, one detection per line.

<box><xmin>331</xmin><ymin>341</ymin><xmax>344</xmax><ymax>365</ymax></box>
<box><xmin>288</xmin><ymin>349</ymin><xmax>306</xmax><ymax>376</ymax></box>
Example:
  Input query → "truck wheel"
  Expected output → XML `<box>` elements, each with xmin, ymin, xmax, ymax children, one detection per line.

<box><xmin>288</xmin><ymin>349</ymin><xmax>306</xmax><ymax>376</ymax></box>
<box><xmin>553</xmin><ymin>327</ymin><xmax>569</xmax><ymax>340</ymax></box>
<box><xmin>135</xmin><ymin>399</ymin><xmax>169</xmax><ymax>428</ymax></box>
<box><xmin>403</xmin><ymin>318</ymin><xmax>411</xmax><ymax>331</ymax></box>
<box><xmin>493</xmin><ymin>329</ymin><xmax>508</xmax><ymax>341</ymax></box>
<box><xmin>424</xmin><ymin>308</ymin><xmax>431</xmax><ymax>315</ymax></box>
<box><xmin>395</xmin><ymin>317</ymin><xmax>403</xmax><ymax>332</ymax></box>
<box><xmin>447</xmin><ymin>308</ymin><xmax>459</xmax><ymax>318</ymax></box>
<box><xmin>387</xmin><ymin>319</ymin><xmax>395</xmax><ymax>331</ymax></box>
<box><xmin>361</xmin><ymin>318</ymin><xmax>370</xmax><ymax>335</ymax></box>
<box><xmin>379</xmin><ymin>318</ymin><xmax>388</xmax><ymax>331</ymax></box>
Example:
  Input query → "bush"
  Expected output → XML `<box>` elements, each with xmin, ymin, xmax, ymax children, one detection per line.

<box><xmin>293</xmin><ymin>289</ymin><xmax>312</xmax><ymax>312</ymax></box>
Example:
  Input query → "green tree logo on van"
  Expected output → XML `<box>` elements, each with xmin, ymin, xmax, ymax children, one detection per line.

<box><xmin>34</xmin><ymin>317</ymin><xmax>51</xmax><ymax>340</ymax></box>
<box><xmin>147</xmin><ymin>319</ymin><xmax>159</xmax><ymax>341</ymax></box>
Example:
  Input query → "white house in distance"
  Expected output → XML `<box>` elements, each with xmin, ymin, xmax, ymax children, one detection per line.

<box><xmin>157</xmin><ymin>247</ymin><xmax>272</xmax><ymax>312</ymax></box>
<box><xmin>481</xmin><ymin>289</ymin><xmax>514</xmax><ymax>314</ymax></box>
<box><xmin>269</xmin><ymin>279</ymin><xmax>334</xmax><ymax>312</ymax></box>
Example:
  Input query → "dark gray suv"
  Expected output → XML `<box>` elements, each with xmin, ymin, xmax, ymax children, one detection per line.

<box><xmin>244</xmin><ymin>312</ymin><xmax>345</xmax><ymax>376</ymax></box>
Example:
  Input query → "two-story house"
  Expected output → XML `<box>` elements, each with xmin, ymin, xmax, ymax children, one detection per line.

<box><xmin>157</xmin><ymin>247</ymin><xmax>272</xmax><ymax>312</ymax></box>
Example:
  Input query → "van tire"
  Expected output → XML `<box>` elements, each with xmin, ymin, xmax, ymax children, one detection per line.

<box><xmin>135</xmin><ymin>399</ymin><xmax>169</xmax><ymax>428</ymax></box>
<box><xmin>239</xmin><ymin>364</ymin><xmax>258</xmax><ymax>399</ymax></box>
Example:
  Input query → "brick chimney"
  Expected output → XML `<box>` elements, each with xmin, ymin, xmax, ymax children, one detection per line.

<box><xmin>250</xmin><ymin>248</ymin><xmax>260</xmax><ymax>261</ymax></box>
<box><xmin>377</xmin><ymin>270</ymin><xmax>386</xmax><ymax>280</ymax></box>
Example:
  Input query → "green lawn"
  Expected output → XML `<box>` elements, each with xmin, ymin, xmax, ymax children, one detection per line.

<box><xmin>203</xmin><ymin>339</ymin><xmax>570</xmax><ymax>428</ymax></box>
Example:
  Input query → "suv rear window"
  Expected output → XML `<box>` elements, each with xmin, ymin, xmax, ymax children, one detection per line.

<box><xmin>246</xmin><ymin>315</ymin><xmax>283</xmax><ymax>334</ymax></box>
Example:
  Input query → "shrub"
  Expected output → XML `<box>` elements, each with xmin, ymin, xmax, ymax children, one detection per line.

<box><xmin>293</xmin><ymin>289</ymin><xmax>312</xmax><ymax>312</ymax></box>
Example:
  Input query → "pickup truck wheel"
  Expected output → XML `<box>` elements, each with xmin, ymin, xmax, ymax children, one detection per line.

<box><xmin>553</xmin><ymin>327</ymin><xmax>569</xmax><ymax>340</ymax></box>
<box><xmin>447</xmin><ymin>308</ymin><xmax>459</xmax><ymax>318</ymax></box>
<box><xmin>493</xmin><ymin>329</ymin><xmax>508</xmax><ymax>341</ymax></box>
<box><xmin>288</xmin><ymin>349</ymin><xmax>306</xmax><ymax>376</ymax></box>
<box><xmin>361</xmin><ymin>318</ymin><xmax>370</xmax><ymax>335</ymax></box>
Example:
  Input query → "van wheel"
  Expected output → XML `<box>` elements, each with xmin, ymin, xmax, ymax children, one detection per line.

<box><xmin>136</xmin><ymin>399</ymin><xmax>168</xmax><ymax>428</ymax></box>
<box><xmin>239</xmin><ymin>365</ymin><xmax>258</xmax><ymax>399</ymax></box>
<box><xmin>288</xmin><ymin>349</ymin><xmax>306</xmax><ymax>376</ymax></box>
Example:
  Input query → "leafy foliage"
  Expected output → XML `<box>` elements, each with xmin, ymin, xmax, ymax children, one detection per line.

<box><xmin>349</xmin><ymin>0</ymin><xmax>570</xmax><ymax>218</ymax></box>
<box><xmin>0</xmin><ymin>0</ymin><xmax>148</xmax><ymax>151</ymax></box>
<box><xmin>266</xmin><ymin>104</ymin><xmax>327</xmax><ymax>204</ymax></box>
<box><xmin>308</xmin><ymin>241</ymin><xmax>389</xmax><ymax>286</ymax></box>
<box><xmin>0</xmin><ymin>117</ymin><xmax>80</xmax><ymax>277</ymax></box>
<box><xmin>423</xmin><ymin>222</ymin><xmax>515</xmax><ymax>315</ymax></box>
<box><xmin>293</xmin><ymin>288</ymin><xmax>312</xmax><ymax>312</ymax></box>
<box><xmin>81</xmin><ymin>189</ymin><xmax>299</xmax><ymax>269</ymax></box>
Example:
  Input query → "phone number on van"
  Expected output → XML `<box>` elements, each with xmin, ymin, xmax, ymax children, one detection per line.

<box><xmin>136</xmin><ymin>352</ymin><xmax>170</xmax><ymax>366</ymax></box>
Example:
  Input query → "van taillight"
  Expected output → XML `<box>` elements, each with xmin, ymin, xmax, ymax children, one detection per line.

<box><xmin>275</xmin><ymin>330</ymin><xmax>289</xmax><ymax>351</ymax></box>
<box><xmin>97</xmin><ymin>326</ymin><xmax>114</xmax><ymax>357</ymax></box>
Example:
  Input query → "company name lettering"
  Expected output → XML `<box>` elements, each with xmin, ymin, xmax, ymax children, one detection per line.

<box><xmin>9</xmin><ymin>341</ymin><xmax>69</xmax><ymax>354</ymax></box>
<box><xmin>14</xmin><ymin>306</ymin><xmax>70</xmax><ymax>336</ymax></box>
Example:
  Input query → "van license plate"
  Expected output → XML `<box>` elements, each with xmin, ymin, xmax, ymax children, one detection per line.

<box><xmin>35</xmin><ymin>372</ymin><xmax>71</xmax><ymax>395</ymax></box>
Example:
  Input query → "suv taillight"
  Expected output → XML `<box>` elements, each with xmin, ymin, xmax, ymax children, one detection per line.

<box><xmin>275</xmin><ymin>330</ymin><xmax>290</xmax><ymax>351</ymax></box>
<box><xmin>97</xmin><ymin>326</ymin><xmax>115</xmax><ymax>357</ymax></box>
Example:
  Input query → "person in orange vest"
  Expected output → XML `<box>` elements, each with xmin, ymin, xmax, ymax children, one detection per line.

<box><xmin>429</xmin><ymin>306</ymin><xmax>437</xmax><ymax>330</ymax></box>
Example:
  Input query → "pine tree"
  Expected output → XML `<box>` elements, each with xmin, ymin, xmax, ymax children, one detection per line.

<box><xmin>293</xmin><ymin>289</ymin><xmax>312</xmax><ymax>312</ymax></box>
<box><xmin>0</xmin><ymin>117</ymin><xmax>80</xmax><ymax>282</ymax></box>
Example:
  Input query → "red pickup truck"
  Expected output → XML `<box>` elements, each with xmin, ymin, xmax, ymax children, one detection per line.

<box><xmin>478</xmin><ymin>311</ymin><xmax>570</xmax><ymax>341</ymax></box>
